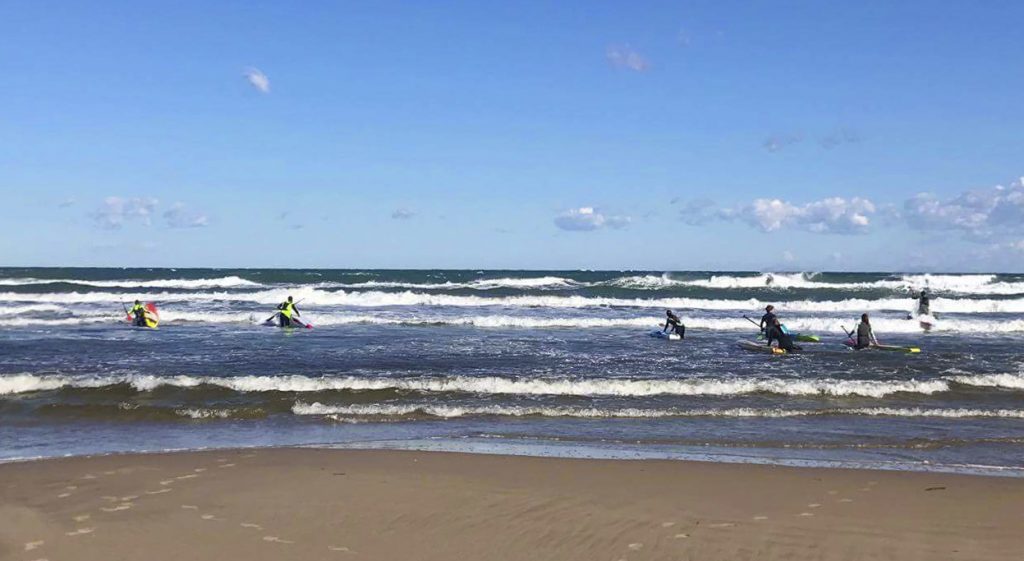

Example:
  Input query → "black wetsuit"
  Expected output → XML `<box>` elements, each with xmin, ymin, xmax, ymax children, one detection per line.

<box><xmin>664</xmin><ymin>313</ymin><xmax>685</xmax><ymax>338</ymax></box>
<box><xmin>855</xmin><ymin>321</ymin><xmax>875</xmax><ymax>349</ymax></box>
<box><xmin>759</xmin><ymin>312</ymin><xmax>777</xmax><ymax>334</ymax></box>
<box><xmin>916</xmin><ymin>294</ymin><xmax>930</xmax><ymax>316</ymax></box>
<box><xmin>129</xmin><ymin>304</ymin><xmax>146</xmax><ymax>327</ymax></box>
<box><xmin>766</xmin><ymin>324</ymin><xmax>795</xmax><ymax>351</ymax></box>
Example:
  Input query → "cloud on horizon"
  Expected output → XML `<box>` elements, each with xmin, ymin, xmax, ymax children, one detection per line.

<box><xmin>164</xmin><ymin>203</ymin><xmax>210</xmax><ymax>228</ymax></box>
<box><xmin>92</xmin><ymin>197</ymin><xmax>159</xmax><ymax>229</ymax></box>
<box><xmin>244</xmin><ymin>67</ymin><xmax>270</xmax><ymax>93</ymax></box>
<box><xmin>391</xmin><ymin>208</ymin><xmax>415</xmax><ymax>220</ymax></box>
<box><xmin>606</xmin><ymin>44</ymin><xmax>650</xmax><ymax>72</ymax></box>
<box><xmin>901</xmin><ymin>177</ymin><xmax>1024</xmax><ymax>241</ymax></box>
<box><xmin>554</xmin><ymin>207</ymin><xmax>631</xmax><ymax>231</ymax></box>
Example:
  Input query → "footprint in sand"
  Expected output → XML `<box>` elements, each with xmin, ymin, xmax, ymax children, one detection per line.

<box><xmin>24</xmin><ymin>540</ymin><xmax>45</xmax><ymax>551</ymax></box>
<box><xmin>66</xmin><ymin>527</ymin><xmax>95</xmax><ymax>537</ymax></box>
<box><xmin>263</xmin><ymin>536</ymin><xmax>294</xmax><ymax>544</ymax></box>
<box><xmin>627</xmin><ymin>543</ymin><xmax>643</xmax><ymax>551</ymax></box>
<box><xmin>240</xmin><ymin>522</ymin><xmax>263</xmax><ymax>530</ymax></box>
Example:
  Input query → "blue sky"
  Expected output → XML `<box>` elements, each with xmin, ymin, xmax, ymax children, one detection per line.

<box><xmin>2</xmin><ymin>1</ymin><xmax>1023</xmax><ymax>271</ymax></box>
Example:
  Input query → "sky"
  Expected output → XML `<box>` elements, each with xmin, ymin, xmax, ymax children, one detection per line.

<box><xmin>1</xmin><ymin>0</ymin><xmax>1023</xmax><ymax>271</ymax></box>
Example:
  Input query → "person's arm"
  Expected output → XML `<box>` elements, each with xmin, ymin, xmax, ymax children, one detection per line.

<box><xmin>293</xmin><ymin>305</ymin><xmax>300</xmax><ymax>317</ymax></box>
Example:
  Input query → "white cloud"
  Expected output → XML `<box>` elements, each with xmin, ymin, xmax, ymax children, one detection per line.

<box><xmin>676</xmin><ymin>198</ymin><xmax>717</xmax><ymax>226</ymax></box>
<box><xmin>554</xmin><ymin>207</ymin><xmax>631</xmax><ymax>231</ymax></box>
<box><xmin>606</xmin><ymin>44</ymin><xmax>649</xmax><ymax>72</ymax></box>
<box><xmin>902</xmin><ymin>177</ymin><xmax>1024</xmax><ymax>239</ymax></box>
<box><xmin>244</xmin><ymin>67</ymin><xmax>270</xmax><ymax>93</ymax></box>
<box><xmin>391</xmin><ymin>208</ymin><xmax>415</xmax><ymax>220</ymax></box>
<box><xmin>92</xmin><ymin>197</ymin><xmax>159</xmax><ymax>229</ymax></box>
<box><xmin>725</xmin><ymin>197</ymin><xmax>876</xmax><ymax>235</ymax></box>
<box><xmin>163</xmin><ymin>203</ymin><xmax>209</xmax><ymax>228</ymax></box>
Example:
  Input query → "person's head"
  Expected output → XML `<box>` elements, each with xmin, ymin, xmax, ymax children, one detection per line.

<box><xmin>765</xmin><ymin>305</ymin><xmax>774</xmax><ymax>312</ymax></box>
<box><xmin>134</xmin><ymin>300</ymin><xmax>140</xmax><ymax>305</ymax></box>
<box><xmin>861</xmin><ymin>313</ymin><xmax>869</xmax><ymax>322</ymax></box>
<box><xmin>288</xmin><ymin>296</ymin><xmax>294</xmax><ymax>302</ymax></box>
<box><xmin>666</xmin><ymin>310</ymin><xmax>673</xmax><ymax>316</ymax></box>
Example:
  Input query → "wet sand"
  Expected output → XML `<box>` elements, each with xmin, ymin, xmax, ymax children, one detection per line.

<box><xmin>1</xmin><ymin>448</ymin><xmax>1021</xmax><ymax>561</ymax></box>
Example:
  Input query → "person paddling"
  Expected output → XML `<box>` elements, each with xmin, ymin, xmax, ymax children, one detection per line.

<box><xmin>910</xmin><ymin>288</ymin><xmax>931</xmax><ymax>316</ymax></box>
<box><xmin>277</xmin><ymin>296</ymin><xmax>300</xmax><ymax>327</ymax></box>
<box><xmin>759</xmin><ymin>305</ymin><xmax>777</xmax><ymax>334</ymax></box>
<box><xmin>662</xmin><ymin>310</ymin><xmax>686</xmax><ymax>339</ymax></box>
<box><xmin>128</xmin><ymin>300</ymin><xmax>147</xmax><ymax>327</ymax></box>
<box><xmin>853</xmin><ymin>313</ymin><xmax>879</xmax><ymax>349</ymax></box>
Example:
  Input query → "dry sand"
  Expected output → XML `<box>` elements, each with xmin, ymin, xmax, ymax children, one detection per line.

<box><xmin>1</xmin><ymin>448</ymin><xmax>1022</xmax><ymax>561</ymax></box>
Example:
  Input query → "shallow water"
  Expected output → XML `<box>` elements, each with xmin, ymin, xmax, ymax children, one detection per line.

<box><xmin>1</xmin><ymin>268</ymin><xmax>1022</xmax><ymax>474</ymax></box>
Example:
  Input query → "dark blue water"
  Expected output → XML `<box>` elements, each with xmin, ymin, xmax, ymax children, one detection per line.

<box><xmin>1</xmin><ymin>269</ymin><xmax>1022</xmax><ymax>475</ymax></box>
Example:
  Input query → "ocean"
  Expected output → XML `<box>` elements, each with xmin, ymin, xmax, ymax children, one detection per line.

<box><xmin>1</xmin><ymin>268</ymin><xmax>1022</xmax><ymax>475</ymax></box>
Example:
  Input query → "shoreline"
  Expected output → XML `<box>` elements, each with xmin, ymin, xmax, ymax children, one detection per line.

<box><xmin>4</xmin><ymin>438</ymin><xmax>1024</xmax><ymax>478</ymax></box>
<box><xmin>2</xmin><ymin>448</ymin><xmax>1022</xmax><ymax>560</ymax></box>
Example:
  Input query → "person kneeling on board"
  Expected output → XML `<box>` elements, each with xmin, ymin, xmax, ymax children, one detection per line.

<box><xmin>277</xmin><ymin>296</ymin><xmax>301</xmax><ymax>327</ymax></box>
<box><xmin>759</xmin><ymin>305</ymin><xmax>777</xmax><ymax>334</ymax></box>
<box><xmin>663</xmin><ymin>310</ymin><xmax>685</xmax><ymax>339</ymax></box>
<box><xmin>765</xmin><ymin>318</ymin><xmax>797</xmax><ymax>352</ymax></box>
<box><xmin>128</xmin><ymin>300</ymin><xmax>147</xmax><ymax>327</ymax></box>
<box><xmin>854</xmin><ymin>313</ymin><xmax>879</xmax><ymax>349</ymax></box>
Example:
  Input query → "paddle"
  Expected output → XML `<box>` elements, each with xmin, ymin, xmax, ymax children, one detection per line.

<box><xmin>121</xmin><ymin>302</ymin><xmax>130</xmax><ymax>322</ymax></box>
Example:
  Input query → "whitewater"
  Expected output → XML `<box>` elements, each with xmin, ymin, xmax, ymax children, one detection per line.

<box><xmin>2</xmin><ymin>267</ymin><xmax>1023</xmax><ymax>473</ymax></box>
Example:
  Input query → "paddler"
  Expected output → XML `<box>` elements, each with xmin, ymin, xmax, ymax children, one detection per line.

<box><xmin>276</xmin><ymin>296</ymin><xmax>301</xmax><ymax>327</ymax></box>
<box><xmin>759</xmin><ymin>305</ymin><xmax>777</xmax><ymax>334</ymax></box>
<box><xmin>910</xmin><ymin>288</ymin><xmax>931</xmax><ymax>316</ymax></box>
<box><xmin>128</xmin><ymin>300</ymin><xmax>147</xmax><ymax>327</ymax></box>
<box><xmin>853</xmin><ymin>313</ymin><xmax>879</xmax><ymax>349</ymax></box>
<box><xmin>662</xmin><ymin>310</ymin><xmax>686</xmax><ymax>339</ymax></box>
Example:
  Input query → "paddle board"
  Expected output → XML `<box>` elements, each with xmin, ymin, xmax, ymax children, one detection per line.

<box><xmin>262</xmin><ymin>313</ymin><xmax>313</xmax><ymax>330</ymax></box>
<box><xmin>843</xmin><ymin>340</ymin><xmax>920</xmax><ymax>353</ymax></box>
<box><xmin>649</xmin><ymin>330</ymin><xmax>681</xmax><ymax>341</ymax></box>
<box><xmin>125</xmin><ymin>302</ymin><xmax>159</xmax><ymax>329</ymax></box>
<box><xmin>737</xmin><ymin>340</ymin><xmax>787</xmax><ymax>354</ymax></box>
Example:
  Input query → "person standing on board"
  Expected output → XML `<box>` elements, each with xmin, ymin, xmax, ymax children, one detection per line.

<box><xmin>766</xmin><ymin>318</ymin><xmax>796</xmax><ymax>352</ymax></box>
<box><xmin>910</xmin><ymin>288</ymin><xmax>931</xmax><ymax>316</ymax></box>
<box><xmin>662</xmin><ymin>310</ymin><xmax>686</xmax><ymax>339</ymax></box>
<box><xmin>277</xmin><ymin>296</ymin><xmax>301</xmax><ymax>327</ymax></box>
<box><xmin>854</xmin><ymin>313</ymin><xmax>879</xmax><ymax>349</ymax></box>
<box><xmin>128</xmin><ymin>300</ymin><xmax>147</xmax><ymax>327</ymax></box>
<box><xmin>759</xmin><ymin>305</ymin><xmax>777</xmax><ymax>334</ymax></box>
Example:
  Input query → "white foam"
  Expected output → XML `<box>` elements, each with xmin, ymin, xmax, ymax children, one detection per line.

<box><xmin>292</xmin><ymin>402</ymin><xmax>1024</xmax><ymax>420</ymax></box>
<box><xmin>947</xmin><ymin>372</ymin><xmax>1024</xmax><ymax>390</ymax></box>
<box><xmin>0</xmin><ymin>372</ymin><xmax>953</xmax><ymax>398</ymax></box>
<box><xmin>0</xmin><ymin>275</ymin><xmax>260</xmax><ymax>289</ymax></box>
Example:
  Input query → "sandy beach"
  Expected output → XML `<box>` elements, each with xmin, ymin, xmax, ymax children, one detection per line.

<box><xmin>1</xmin><ymin>449</ymin><xmax>1021</xmax><ymax>561</ymax></box>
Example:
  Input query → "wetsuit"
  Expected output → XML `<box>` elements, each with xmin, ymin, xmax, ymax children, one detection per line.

<box><xmin>855</xmin><ymin>321</ymin><xmax>876</xmax><ymax>349</ymax></box>
<box><xmin>916</xmin><ymin>293</ymin><xmax>930</xmax><ymax>316</ymax></box>
<box><xmin>766</xmin><ymin>324</ymin><xmax>796</xmax><ymax>352</ymax></box>
<box><xmin>129</xmin><ymin>303</ymin><xmax>146</xmax><ymax>327</ymax></box>
<box><xmin>664</xmin><ymin>313</ymin><xmax>685</xmax><ymax>338</ymax></box>
<box><xmin>277</xmin><ymin>301</ymin><xmax>300</xmax><ymax>327</ymax></box>
<box><xmin>759</xmin><ymin>311</ymin><xmax>777</xmax><ymax>334</ymax></box>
